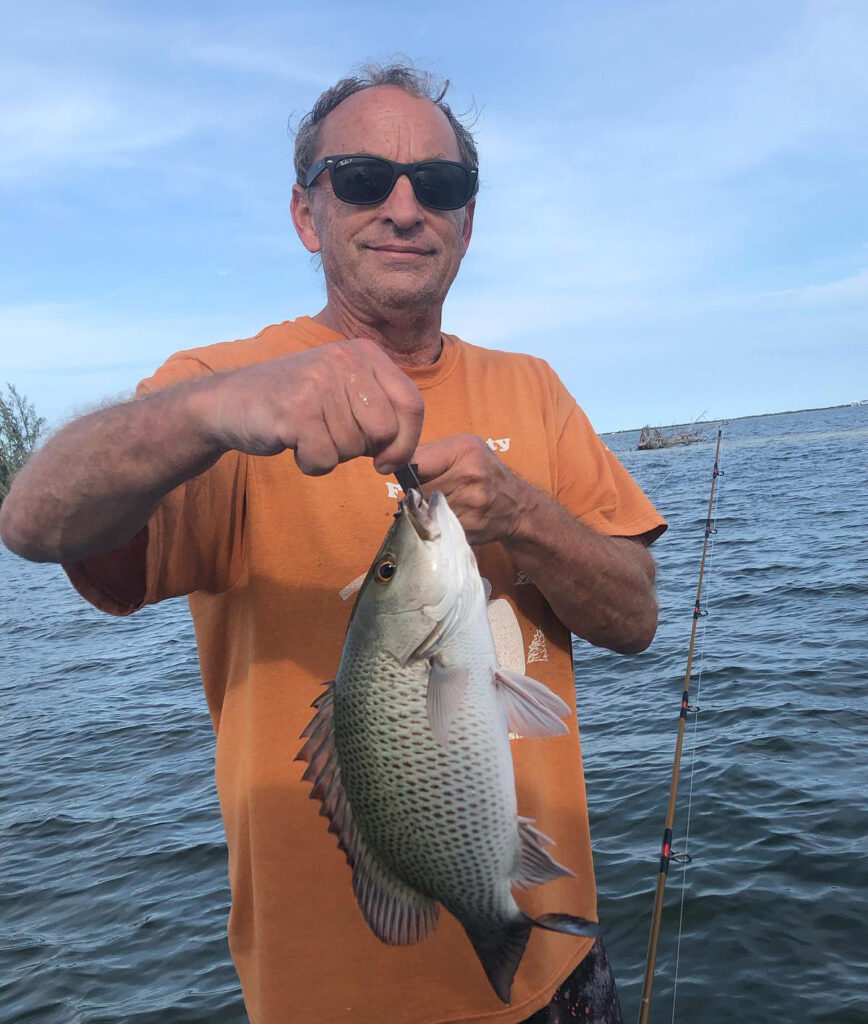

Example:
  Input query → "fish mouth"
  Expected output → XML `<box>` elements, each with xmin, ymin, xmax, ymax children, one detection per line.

<box><xmin>404</xmin><ymin>489</ymin><xmax>442</xmax><ymax>542</ymax></box>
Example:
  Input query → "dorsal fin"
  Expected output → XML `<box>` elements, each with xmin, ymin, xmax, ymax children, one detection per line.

<box><xmin>296</xmin><ymin>681</ymin><xmax>439</xmax><ymax>945</ymax></box>
<box><xmin>351</xmin><ymin>845</ymin><xmax>440</xmax><ymax>946</ymax></box>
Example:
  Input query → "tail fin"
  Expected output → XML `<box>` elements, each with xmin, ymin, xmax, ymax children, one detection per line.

<box><xmin>465</xmin><ymin>913</ymin><xmax>602</xmax><ymax>1004</ymax></box>
<box><xmin>464</xmin><ymin>917</ymin><xmax>534</xmax><ymax>1004</ymax></box>
<box><xmin>534</xmin><ymin>912</ymin><xmax>602</xmax><ymax>938</ymax></box>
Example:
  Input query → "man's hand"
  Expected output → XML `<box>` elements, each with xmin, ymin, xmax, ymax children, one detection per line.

<box><xmin>203</xmin><ymin>339</ymin><xmax>423</xmax><ymax>475</ymax></box>
<box><xmin>414</xmin><ymin>433</ymin><xmax>658</xmax><ymax>655</ymax></box>
<box><xmin>413</xmin><ymin>435</ymin><xmax>532</xmax><ymax>545</ymax></box>
<box><xmin>0</xmin><ymin>339</ymin><xmax>424</xmax><ymax>563</ymax></box>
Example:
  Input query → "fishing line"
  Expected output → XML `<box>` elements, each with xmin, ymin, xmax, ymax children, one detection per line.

<box><xmin>670</xmin><ymin>446</ymin><xmax>724</xmax><ymax>1024</ymax></box>
<box><xmin>637</xmin><ymin>425</ymin><xmax>725</xmax><ymax>1024</ymax></box>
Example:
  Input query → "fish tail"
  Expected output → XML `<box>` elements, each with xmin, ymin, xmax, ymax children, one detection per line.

<box><xmin>467</xmin><ymin>912</ymin><xmax>603</xmax><ymax>1004</ymax></box>
<box><xmin>463</xmin><ymin>916</ymin><xmax>535</xmax><ymax>1005</ymax></box>
<box><xmin>533</xmin><ymin>912</ymin><xmax>602</xmax><ymax>939</ymax></box>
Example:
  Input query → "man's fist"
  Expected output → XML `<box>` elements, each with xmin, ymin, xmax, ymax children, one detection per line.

<box><xmin>201</xmin><ymin>338</ymin><xmax>425</xmax><ymax>475</ymax></box>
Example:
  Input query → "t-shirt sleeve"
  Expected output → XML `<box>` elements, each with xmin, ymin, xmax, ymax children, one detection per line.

<box><xmin>555</xmin><ymin>397</ymin><xmax>667</xmax><ymax>544</ymax></box>
<box><xmin>63</xmin><ymin>356</ymin><xmax>248</xmax><ymax>616</ymax></box>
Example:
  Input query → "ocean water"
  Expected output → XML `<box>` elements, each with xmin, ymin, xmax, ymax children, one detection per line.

<box><xmin>1</xmin><ymin>403</ymin><xmax>866</xmax><ymax>1023</ymax></box>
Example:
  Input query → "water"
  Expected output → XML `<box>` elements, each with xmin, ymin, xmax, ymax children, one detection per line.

<box><xmin>1</xmin><ymin>404</ymin><xmax>866</xmax><ymax>1023</ymax></box>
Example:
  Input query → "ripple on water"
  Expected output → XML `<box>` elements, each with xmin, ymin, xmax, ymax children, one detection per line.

<box><xmin>2</xmin><ymin>405</ymin><xmax>867</xmax><ymax>1023</ymax></box>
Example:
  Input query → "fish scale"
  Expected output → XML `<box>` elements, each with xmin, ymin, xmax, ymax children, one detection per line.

<box><xmin>335</xmin><ymin>626</ymin><xmax>520</xmax><ymax>919</ymax></box>
<box><xmin>297</xmin><ymin>490</ymin><xmax>601</xmax><ymax>1004</ymax></box>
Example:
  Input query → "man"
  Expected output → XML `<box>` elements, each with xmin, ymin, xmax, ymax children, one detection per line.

<box><xmin>0</xmin><ymin>64</ymin><xmax>666</xmax><ymax>1024</ymax></box>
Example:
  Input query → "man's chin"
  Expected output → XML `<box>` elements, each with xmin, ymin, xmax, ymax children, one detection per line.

<box><xmin>368</xmin><ymin>278</ymin><xmax>446</xmax><ymax>314</ymax></box>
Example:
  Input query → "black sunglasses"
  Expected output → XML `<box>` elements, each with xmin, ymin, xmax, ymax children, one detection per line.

<box><xmin>302</xmin><ymin>154</ymin><xmax>478</xmax><ymax>211</ymax></box>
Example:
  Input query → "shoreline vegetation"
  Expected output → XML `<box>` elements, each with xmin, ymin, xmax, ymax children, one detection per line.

<box><xmin>604</xmin><ymin>401</ymin><xmax>861</xmax><ymax>437</ymax></box>
<box><xmin>0</xmin><ymin>384</ymin><xmax>45</xmax><ymax>503</ymax></box>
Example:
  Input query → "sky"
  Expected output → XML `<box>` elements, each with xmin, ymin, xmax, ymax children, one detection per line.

<box><xmin>1</xmin><ymin>0</ymin><xmax>866</xmax><ymax>433</ymax></box>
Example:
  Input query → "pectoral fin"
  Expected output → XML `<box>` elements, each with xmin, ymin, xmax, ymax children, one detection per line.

<box><xmin>427</xmin><ymin>659</ymin><xmax>469</xmax><ymax>747</ymax></box>
<box><xmin>494</xmin><ymin>669</ymin><xmax>571</xmax><ymax>738</ymax></box>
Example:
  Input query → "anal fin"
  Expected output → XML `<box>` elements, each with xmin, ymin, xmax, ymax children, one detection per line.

<box><xmin>513</xmin><ymin>816</ymin><xmax>575</xmax><ymax>890</ymax></box>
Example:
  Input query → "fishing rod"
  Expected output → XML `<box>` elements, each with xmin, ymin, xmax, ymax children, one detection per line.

<box><xmin>637</xmin><ymin>425</ymin><xmax>724</xmax><ymax>1024</ymax></box>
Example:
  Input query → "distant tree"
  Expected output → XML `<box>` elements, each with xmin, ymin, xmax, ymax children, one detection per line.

<box><xmin>0</xmin><ymin>383</ymin><xmax>46</xmax><ymax>501</ymax></box>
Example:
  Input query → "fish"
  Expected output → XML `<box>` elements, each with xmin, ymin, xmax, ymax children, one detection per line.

<box><xmin>297</xmin><ymin>489</ymin><xmax>600</xmax><ymax>1003</ymax></box>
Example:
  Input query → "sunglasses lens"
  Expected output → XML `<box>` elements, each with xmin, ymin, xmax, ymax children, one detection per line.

<box><xmin>331</xmin><ymin>158</ymin><xmax>394</xmax><ymax>204</ymax></box>
<box><xmin>411</xmin><ymin>163</ymin><xmax>472</xmax><ymax>210</ymax></box>
<box><xmin>328</xmin><ymin>157</ymin><xmax>474</xmax><ymax>209</ymax></box>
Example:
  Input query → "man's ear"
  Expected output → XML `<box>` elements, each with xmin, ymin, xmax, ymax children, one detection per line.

<box><xmin>291</xmin><ymin>183</ymin><xmax>322</xmax><ymax>254</ymax></box>
<box><xmin>461</xmin><ymin>198</ymin><xmax>475</xmax><ymax>255</ymax></box>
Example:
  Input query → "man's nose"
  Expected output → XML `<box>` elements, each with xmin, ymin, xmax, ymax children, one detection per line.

<box><xmin>380</xmin><ymin>173</ymin><xmax>423</xmax><ymax>228</ymax></box>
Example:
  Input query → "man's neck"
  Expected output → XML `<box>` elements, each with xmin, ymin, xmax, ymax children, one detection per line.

<box><xmin>312</xmin><ymin>304</ymin><xmax>443</xmax><ymax>367</ymax></box>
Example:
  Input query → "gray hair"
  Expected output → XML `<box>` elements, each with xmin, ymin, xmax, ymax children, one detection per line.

<box><xmin>293</xmin><ymin>62</ymin><xmax>479</xmax><ymax>197</ymax></box>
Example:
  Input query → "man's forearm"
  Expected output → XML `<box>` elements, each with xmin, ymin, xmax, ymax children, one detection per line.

<box><xmin>0</xmin><ymin>381</ymin><xmax>224</xmax><ymax>563</ymax></box>
<box><xmin>503</xmin><ymin>485</ymin><xmax>658</xmax><ymax>655</ymax></box>
<box><xmin>0</xmin><ymin>339</ymin><xmax>426</xmax><ymax>566</ymax></box>
<box><xmin>412</xmin><ymin>435</ymin><xmax>659</xmax><ymax>654</ymax></box>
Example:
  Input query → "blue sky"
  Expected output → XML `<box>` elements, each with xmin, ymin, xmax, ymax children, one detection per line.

<box><xmin>1</xmin><ymin>0</ymin><xmax>866</xmax><ymax>433</ymax></box>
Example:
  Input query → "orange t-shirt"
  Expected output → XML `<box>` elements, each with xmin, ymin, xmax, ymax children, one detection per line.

<box><xmin>66</xmin><ymin>317</ymin><xmax>666</xmax><ymax>1024</ymax></box>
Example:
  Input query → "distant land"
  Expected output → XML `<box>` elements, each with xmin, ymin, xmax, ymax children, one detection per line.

<box><xmin>605</xmin><ymin>402</ymin><xmax>864</xmax><ymax>437</ymax></box>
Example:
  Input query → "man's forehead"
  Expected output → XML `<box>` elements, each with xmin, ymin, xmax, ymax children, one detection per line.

<box><xmin>315</xmin><ymin>85</ymin><xmax>461</xmax><ymax>161</ymax></box>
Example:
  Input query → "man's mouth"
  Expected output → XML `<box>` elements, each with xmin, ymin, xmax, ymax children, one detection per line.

<box><xmin>367</xmin><ymin>244</ymin><xmax>434</xmax><ymax>256</ymax></box>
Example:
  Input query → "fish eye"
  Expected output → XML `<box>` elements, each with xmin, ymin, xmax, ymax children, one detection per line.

<box><xmin>375</xmin><ymin>558</ymin><xmax>397</xmax><ymax>584</ymax></box>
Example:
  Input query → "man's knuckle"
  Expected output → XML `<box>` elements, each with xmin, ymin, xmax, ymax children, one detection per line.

<box><xmin>469</xmin><ymin>485</ymin><xmax>488</xmax><ymax>509</ymax></box>
<box><xmin>464</xmin><ymin>458</ymin><xmax>486</xmax><ymax>482</ymax></box>
<box><xmin>340</xmin><ymin>437</ymin><xmax>367</xmax><ymax>461</ymax></box>
<box><xmin>369</xmin><ymin>413</ymin><xmax>400</xmax><ymax>446</ymax></box>
<box><xmin>394</xmin><ymin>386</ymin><xmax>423</xmax><ymax>417</ymax></box>
<box><xmin>296</xmin><ymin>448</ymin><xmax>337</xmax><ymax>476</ymax></box>
<box><xmin>347</xmin><ymin>337</ymin><xmax>380</xmax><ymax>363</ymax></box>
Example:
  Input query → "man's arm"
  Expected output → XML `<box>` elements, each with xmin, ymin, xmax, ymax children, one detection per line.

<box><xmin>414</xmin><ymin>435</ymin><xmax>658</xmax><ymax>655</ymax></box>
<box><xmin>0</xmin><ymin>339</ymin><xmax>424</xmax><ymax>564</ymax></box>
<box><xmin>502</xmin><ymin>493</ymin><xmax>656</xmax><ymax>654</ymax></box>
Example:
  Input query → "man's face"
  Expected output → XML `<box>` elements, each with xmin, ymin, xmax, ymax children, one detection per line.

<box><xmin>291</xmin><ymin>86</ymin><xmax>475</xmax><ymax>321</ymax></box>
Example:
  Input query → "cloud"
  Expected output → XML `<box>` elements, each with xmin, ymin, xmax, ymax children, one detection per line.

<box><xmin>765</xmin><ymin>268</ymin><xmax>868</xmax><ymax>308</ymax></box>
<box><xmin>0</xmin><ymin>6</ymin><xmax>337</xmax><ymax>186</ymax></box>
<box><xmin>0</xmin><ymin>301</ymin><xmax>262</xmax><ymax>425</ymax></box>
<box><xmin>0</xmin><ymin>0</ymin><xmax>865</xmax><ymax>434</ymax></box>
<box><xmin>179</xmin><ymin>39</ymin><xmax>337</xmax><ymax>86</ymax></box>
<box><xmin>542</xmin><ymin>0</ymin><xmax>868</xmax><ymax>188</ymax></box>
<box><xmin>0</xmin><ymin>65</ymin><xmax>212</xmax><ymax>184</ymax></box>
<box><xmin>2</xmin><ymin>302</ymin><xmax>140</xmax><ymax>369</ymax></box>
